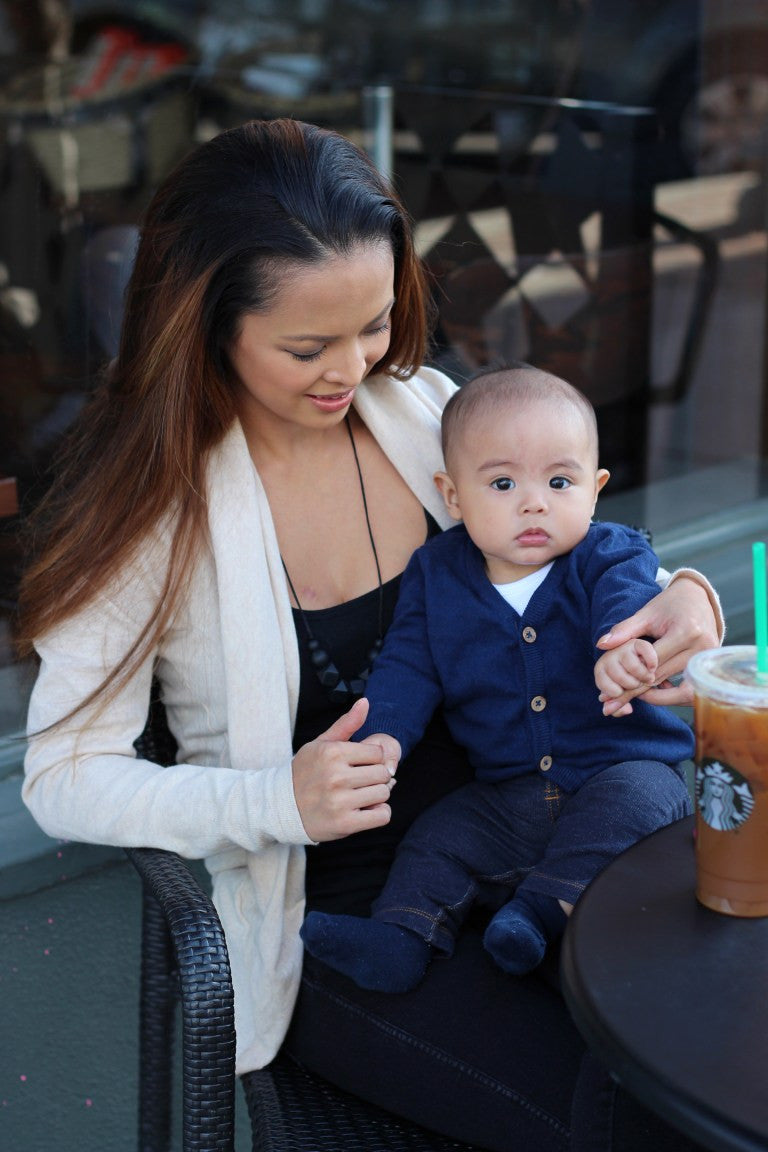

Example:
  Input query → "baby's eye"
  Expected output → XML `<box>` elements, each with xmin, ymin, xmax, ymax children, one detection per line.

<box><xmin>549</xmin><ymin>476</ymin><xmax>572</xmax><ymax>490</ymax></box>
<box><xmin>490</xmin><ymin>477</ymin><xmax>515</xmax><ymax>491</ymax></box>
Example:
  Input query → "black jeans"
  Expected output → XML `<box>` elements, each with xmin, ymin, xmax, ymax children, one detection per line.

<box><xmin>284</xmin><ymin>922</ymin><xmax>704</xmax><ymax>1152</ymax></box>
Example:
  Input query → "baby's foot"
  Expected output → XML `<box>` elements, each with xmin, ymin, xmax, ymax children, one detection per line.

<box><xmin>483</xmin><ymin>901</ymin><xmax>547</xmax><ymax>975</ymax></box>
<box><xmin>300</xmin><ymin>912</ymin><xmax>432</xmax><ymax>992</ymax></box>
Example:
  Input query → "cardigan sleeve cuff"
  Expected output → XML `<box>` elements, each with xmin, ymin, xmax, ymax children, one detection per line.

<box><xmin>244</xmin><ymin>758</ymin><xmax>316</xmax><ymax>848</ymax></box>
<box><xmin>667</xmin><ymin>567</ymin><xmax>726</xmax><ymax>643</ymax></box>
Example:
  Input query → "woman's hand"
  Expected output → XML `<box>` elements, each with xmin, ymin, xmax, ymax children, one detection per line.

<box><xmin>292</xmin><ymin>698</ymin><xmax>400</xmax><ymax>842</ymax></box>
<box><xmin>596</xmin><ymin>577</ymin><xmax>719</xmax><ymax>714</ymax></box>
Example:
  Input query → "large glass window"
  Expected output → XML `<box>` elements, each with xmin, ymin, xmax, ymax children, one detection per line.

<box><xmin>1</xmin><ymin>0</ymin><xmax>766</xmax><ymax>759</ymax></box>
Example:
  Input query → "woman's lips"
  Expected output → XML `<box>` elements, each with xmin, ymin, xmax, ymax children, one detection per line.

<box><xmin>306</xmin><ymin>389</ymin><xmax>355</xmax><ymax>412</ymax></box>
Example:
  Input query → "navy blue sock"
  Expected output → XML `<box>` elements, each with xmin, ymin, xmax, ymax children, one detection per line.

<box><xmin>300</xmin><ymin>911</ymin><xmax>432</xmax><ymax>993</ymax></box>
<box><xmin>483</xmin><ymin>891</ymin><xmax>567</xmax><ymax>976</ymax></box>
<box><xmin>516</xmin><ymin>890</ymin><xmax>568</xmax><ymax>941</ymax></box>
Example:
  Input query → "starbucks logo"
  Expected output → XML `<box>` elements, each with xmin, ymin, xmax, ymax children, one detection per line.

<box><xmin>695</xmin><ymin>758</ymin><xmax>755</xmax><ymax>831</ymax></box>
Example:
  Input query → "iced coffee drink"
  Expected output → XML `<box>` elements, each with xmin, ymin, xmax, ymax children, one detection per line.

<box><xmin>686</xmin><ymin>646</ymin><xmax>768</xmax><ymax>917</ymax></box>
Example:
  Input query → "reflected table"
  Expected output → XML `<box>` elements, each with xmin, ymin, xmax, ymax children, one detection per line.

<box><xmin>561</xmin><ymin>815</ymin><xmax>768</xmax><ymax>1152</ymax></box>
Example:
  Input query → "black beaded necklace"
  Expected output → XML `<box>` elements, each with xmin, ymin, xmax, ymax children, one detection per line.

<box><xmin>281</xmin><ymin>416</ymin><xmax>384</xmax><ymax>704</ymax></box>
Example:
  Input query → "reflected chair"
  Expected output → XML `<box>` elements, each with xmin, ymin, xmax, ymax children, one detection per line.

<box><xmin>390</xmin><ymin>88</ymin><xmax>718</xmax><ymax>492</ymax></box>
<box><xmin>128</xmin><ymin>697</ymin><xmax>481</xmax><ymax>1152</ymax></box>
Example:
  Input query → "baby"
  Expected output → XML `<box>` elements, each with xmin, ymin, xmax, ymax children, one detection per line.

<box><xmin>301</xmin><ymin>364</ymin><xmax>694</xmax><ymax>991</ymax></box>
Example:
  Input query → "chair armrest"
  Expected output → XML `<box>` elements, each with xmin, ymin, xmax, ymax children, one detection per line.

<box><xmin>126</xmin><ymin>846</ymin><xmax>236</xmax><ymax>1152</ymax></box>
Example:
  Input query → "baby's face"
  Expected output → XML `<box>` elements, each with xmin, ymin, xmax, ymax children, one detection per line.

<box><xmin>437</xmin><ymin>400</ymin><xmax>609</xmax><ymax>584</ymax></box>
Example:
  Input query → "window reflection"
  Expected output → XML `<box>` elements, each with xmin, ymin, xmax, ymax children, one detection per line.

<box><xmin>0</xmin><ymin>0</ymin><xmax>766</xmax><ymax>723</ymax></box>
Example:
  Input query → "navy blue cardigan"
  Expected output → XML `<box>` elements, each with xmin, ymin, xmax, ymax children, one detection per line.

<box><xmin>356</xmin><ymin>522</ymin><xmax>694</xmax><ymax>792</ymax></box>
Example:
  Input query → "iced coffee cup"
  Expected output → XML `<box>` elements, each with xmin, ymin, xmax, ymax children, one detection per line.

<box><xmin>686</xmin><ymin>646</ymin><xmax>768</xmax><ymax>916</ymax></box>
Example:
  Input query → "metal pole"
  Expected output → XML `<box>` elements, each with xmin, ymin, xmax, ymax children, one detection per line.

<box><xmin>362</xmin><ymin>84</ymin><xmax>394</xmax><ymax>182</ymax></box>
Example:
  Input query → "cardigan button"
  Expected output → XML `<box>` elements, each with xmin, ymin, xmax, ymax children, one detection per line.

<box><xmin>539</xmin><ymin>755</ymin><xmax>553</xmax><ymax>771</ymax></box>
<box><xmin>531</xmin><ymin>695</ymin><xmax>547</xmax><ymax>712</ymax></box>
<box><xmin>522</xmin><ymin>626</ymin><xmax>537</xmax><ymax>643</ymax></box>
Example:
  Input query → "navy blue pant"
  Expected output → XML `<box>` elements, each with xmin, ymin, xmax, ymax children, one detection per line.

<box><xmin>372</xmin><ymin>761</ymin><xmax>692</xmax><ymax>953</ymax></box>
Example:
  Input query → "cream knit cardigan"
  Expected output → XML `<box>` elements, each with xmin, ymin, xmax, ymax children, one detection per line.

<box><xmin>22</xmin><ymin>365</ymin><xmax>722</xmax><ymax>1073</ymax></box>
<box><xmin>23</xmin><ymin>367</ymin><xmax>458</xmax><ymax>1074</ymax></box>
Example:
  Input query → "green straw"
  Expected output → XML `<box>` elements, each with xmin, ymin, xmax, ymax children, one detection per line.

<box><xmin>753</xmin><ymin>541</ymin><xmax>768</xmax><ymax>676</ymax></box>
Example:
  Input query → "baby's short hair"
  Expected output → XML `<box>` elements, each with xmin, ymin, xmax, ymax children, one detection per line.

<box><xmin>440</xmin><ymin>362</ymin><xmax>599</xmax><ymax>469</ymax></box>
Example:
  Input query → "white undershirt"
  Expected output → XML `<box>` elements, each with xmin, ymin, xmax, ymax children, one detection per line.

<box><xmin>492</xmin><ymin>562</ymin><xmax>554</xmax><ymax>615</ymax></box>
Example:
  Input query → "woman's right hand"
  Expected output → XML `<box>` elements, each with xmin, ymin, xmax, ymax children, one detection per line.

<box><xmin>292</xmin><ymin>698</ymin><xmax>399</xmax><ymax>842</ymax></box>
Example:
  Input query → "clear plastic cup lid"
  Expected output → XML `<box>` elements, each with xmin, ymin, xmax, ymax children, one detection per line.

<box><xmin>685</xmin><ymin>646</ymin><xmax>768</xmax><ymax>706</ymax></box>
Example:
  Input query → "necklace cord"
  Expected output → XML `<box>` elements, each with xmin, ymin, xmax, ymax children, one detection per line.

<box><xmin>279</xmin><ymin>415</ymin><xmax>385</xmax><ymax>700</ymax></box>
<box><xmin>344</xmin><ymin>415</ymin><xmax>384</xmax><ymax>637</ymax></box>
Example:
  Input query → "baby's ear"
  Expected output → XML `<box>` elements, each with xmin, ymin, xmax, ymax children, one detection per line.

<box><xmin>434</xmin><ymin>471</ymin><xmax>463</xmax><ymax>520</ymax></box>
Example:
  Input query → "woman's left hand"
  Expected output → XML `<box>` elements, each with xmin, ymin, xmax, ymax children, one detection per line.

<box><xmin>596</xmin><ymin>576</ymin><xmax>719</xmax><ymax>713</ymax></box>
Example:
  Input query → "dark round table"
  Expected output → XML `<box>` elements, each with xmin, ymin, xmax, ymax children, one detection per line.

<box><xmin>560</xmin><ymin>815</ymin><xmax>768</xmax><ymax>1152</ymax></box>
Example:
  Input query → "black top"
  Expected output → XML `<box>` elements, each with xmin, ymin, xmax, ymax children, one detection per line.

<box><xmin>293</xmin><ymin>511</ymin><xmax>473</xmax><ymax>915</ymax></box>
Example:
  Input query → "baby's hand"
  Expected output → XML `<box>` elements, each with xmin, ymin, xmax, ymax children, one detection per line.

<box><xmin>358</xmin><ymin>733</ymin><xmax>401</xmax><ymax>783</ymax></box>
<box><xmin>595</xmin><ymin>638</ymin><xmax>658</xmax><ymax>717</ymax></box>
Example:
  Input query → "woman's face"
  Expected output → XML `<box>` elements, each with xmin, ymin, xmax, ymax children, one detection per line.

<box><xmin>229</xmin><ymin>241</ymin><xmax>395</xmax><ymax>437</ymax></box>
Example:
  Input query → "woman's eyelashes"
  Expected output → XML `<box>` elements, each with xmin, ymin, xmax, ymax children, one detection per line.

<box><xmin>290</xmin><ymin>347</ymin><xmax>325</xmax><ymax>363</ymax></box>
<box><xmin>287</xmin><ymin>322</ymin><xmax>391</xmax><ymax>364</ymax></box>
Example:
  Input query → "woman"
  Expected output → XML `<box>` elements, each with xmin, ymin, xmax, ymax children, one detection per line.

<box><xmin>18</xmin><ymin>119</ymin><xmax>720</xmax><ymax>1151</ymax></box>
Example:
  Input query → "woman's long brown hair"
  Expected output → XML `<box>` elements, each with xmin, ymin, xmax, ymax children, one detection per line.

<box><xmin>16</xmin><ymin>118</ymin><xmax>430</xmax><ymax>707</ymax></box>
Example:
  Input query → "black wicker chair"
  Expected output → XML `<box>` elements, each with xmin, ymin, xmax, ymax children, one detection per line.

<box><xmin>128</xmin><ymin>700</ymin><xmax>482</xmax><ymax>1152</ymax></box>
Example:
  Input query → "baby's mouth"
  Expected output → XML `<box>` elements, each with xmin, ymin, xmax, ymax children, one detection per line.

<box><xmin>516</xmin><ymin>529</ymin><xmax>550</xmax><ymax>545</ymax></box>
